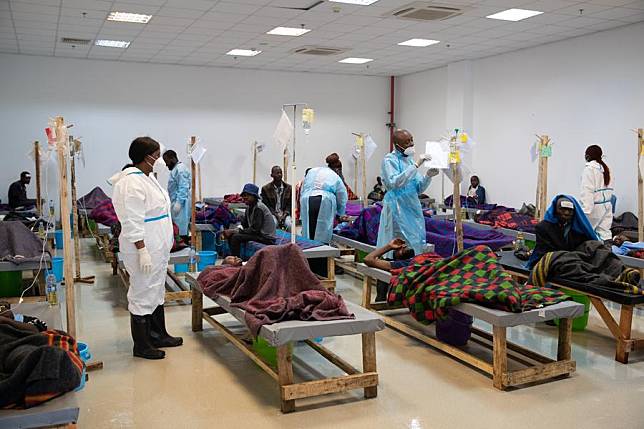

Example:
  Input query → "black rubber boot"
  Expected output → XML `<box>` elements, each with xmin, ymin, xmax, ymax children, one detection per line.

<box><xmin>130</xmin><ymin>314</ymin><xmax>165</xmax><ymax>360</ymax></box>
<box><xmin>150</xmin><ymin>305</ymin><xmax>183</xmax><ymax>348</ymax></box>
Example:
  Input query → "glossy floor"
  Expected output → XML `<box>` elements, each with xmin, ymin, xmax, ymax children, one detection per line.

<box><xmin>71</xmin><ymin>244</ymin><xmax>644</xmax><ymax>428</ymax></box>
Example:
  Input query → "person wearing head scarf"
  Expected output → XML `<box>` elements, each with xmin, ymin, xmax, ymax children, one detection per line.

<box><xmin>580</xmin><ymin>145</ymin><xmax>614</xmax><ymax>241</ymax></box>
<box><xmin>527</xmin><ymin>195</ymin><xmax>599</xmax><ymax>268</ymax></box>
<box><xmin>467</xmin><ymin>175</ymin><xmax>486</xmax><ymax>205</ymax></box>
<box><xmin>326</xmin><ymin>153</ymin><xmax>358</xmax><ymax>200</ymax></box>
<box><xmin>109</xmin><ymin>137</ymin><xmax>182</xmax><ymax>360</ymax></box>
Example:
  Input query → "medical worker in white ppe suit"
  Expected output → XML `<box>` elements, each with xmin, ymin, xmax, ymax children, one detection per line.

<box><xmin>110</xmin><ymin>137</ymin><xmax>182</xmax><ymax>360</ymax></box>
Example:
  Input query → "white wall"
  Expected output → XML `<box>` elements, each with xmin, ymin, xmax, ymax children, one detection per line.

<box><xmin>397</xmin><ymin>22</ymin><xmax>644</xmax><ymax>214</ymax></box>
<box><xmin>0</xmin><ymin>54</ymin><xmax>390</xmax><ymax>205</ymax></box>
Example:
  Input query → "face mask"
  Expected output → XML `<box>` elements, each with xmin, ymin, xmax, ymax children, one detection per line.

<box><xmin>403</xmin><ymin>146</ymin><xmax>415</xmax><ymax>157</ymax></box>
<box><xmin>145</xmin><ymin>155</ymin><xmax>166</xmax><ymax>172</ymax></box>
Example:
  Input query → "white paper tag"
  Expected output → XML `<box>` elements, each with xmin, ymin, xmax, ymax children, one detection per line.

<box><xmin>538</xmin><ymin>309</ymin><xmax>546</xmax><ymax>318</ymax></box>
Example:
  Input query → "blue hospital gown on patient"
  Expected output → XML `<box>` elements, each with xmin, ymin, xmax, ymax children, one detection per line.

<box><xmin>377</xmin><ymin>150</ymin><xmax>432</xmax><ymax>255</ymax></box>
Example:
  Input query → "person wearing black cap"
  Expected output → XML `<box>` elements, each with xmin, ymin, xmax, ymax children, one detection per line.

<box><xmin>223</xmin><ymin>183</ymin><xmax>276</xmax><ymax>258</ymax></box>
<box><xmin>7</xmin><ymin>171</ymin><xmax>36</xmax><ymax>209</ymax></box>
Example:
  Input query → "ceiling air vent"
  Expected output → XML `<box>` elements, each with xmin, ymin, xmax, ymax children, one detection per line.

<box><xmin>292</xmin><ymin>46</ymin><xmax>347</xmax><ymax>56</ymax></box>
<box><xmin>388</xmin><ymin>2</ymin><xmax>466</xmax><ymax>21</ymax></box>
<box><xmin>60</xmin><ymin>37</ymin><xmax>92</xmax><ymax>45</ymax></box>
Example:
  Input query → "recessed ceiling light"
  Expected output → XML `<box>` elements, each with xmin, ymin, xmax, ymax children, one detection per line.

<box><xmin>95</xmin><ymin>39</ymin><xmax>130</xmax><ymax>48</ymax></box>
<box><xmin>226</xmin><ymin>49</ymin><xmax>262</xmax><ymax>57</ymax></box>
<box><xmin>486</xmin><ymin>8</ymin><xmax>543</xmax><ymax>21</ymax></box>
<box><xmin>339</xmin><ymin>57</ymin><xmax>373</xmax><ymax>64</ymax></box>
<box><xmin>267</xmin><ymin>27</ymin><xmax>311</xmax><ymax>36</ymax></box>
<box><xmin>329</xmin><ymin>0</ymin><xmax>380</xmax><ymax>5</ymax></box>
<box><xmin>398</xmin><ymin>38</ymin><xmax>440</xmax><ymax>47</ymax></box>
<box><xmin>107</xmin><ymin>11</ymin><xmax>152</xmax><ymax>23</ymax></box>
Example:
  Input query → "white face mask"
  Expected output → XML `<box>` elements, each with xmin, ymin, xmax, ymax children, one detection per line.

<box><xmin>145</xmin><ymin>155</ymin><xmax>167</xmax><ymax>172</ymax></box>
<box><xmin>403</xmin><ymin>146</ymin><xmax>415</xmax><ymax>157</ymax></box>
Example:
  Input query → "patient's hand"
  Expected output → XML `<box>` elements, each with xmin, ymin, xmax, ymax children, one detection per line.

<box><xmin>223</xmin><ymin>256</ymin><xmax>242</xmax><ymax>266</ymax></box>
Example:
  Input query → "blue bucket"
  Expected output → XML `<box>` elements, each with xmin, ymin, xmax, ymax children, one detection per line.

<box><xmin>174</xmin><ymin>263</ymin><xmax>188</xmax><ymax>273</ymax></box>
<box><xmin>54</xmin><ymin>230</ymin><xmax>64</xmax><ymax>249</ymax></box>
<box><xmin>201</xmin><ymin>231</ymin><xmax>216</xmax><ymax>251</ymax></box>
<box><xmin>75</xmin><ymin>342</ymin><xmax>91</xmax><ymax>392</ymax></box>
<box><xmin>49</xmin><ymin>256</ymin><xmax>64</xmax><ymax>282</ymax></box>
<box><xmin>197</xmin><ymin>251</ymin><xmax>216</xmax><ymax>271</ymax></box>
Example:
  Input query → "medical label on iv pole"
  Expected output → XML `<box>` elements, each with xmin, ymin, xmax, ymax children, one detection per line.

<box><xmin>540</xmin><ymin>144</ymin><xmax>552</xmax><ymax>158</ymax></box>
<box><xmin>302</xmin><ymin>108</ymin><xmax>314</xmax><ymax>134</ymax></box>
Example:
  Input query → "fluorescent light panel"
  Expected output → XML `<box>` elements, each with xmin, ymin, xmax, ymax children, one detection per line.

<box><xmin>339</xmin><ymin>57</ymin><xmax>373</xmax><ymax>64</ymax></box>
<box><xmin>267</xmin><ymin>27</ymin><xmax>311</xmax><ymax>36</ymax></box>
<box><xmin>226</xmin><ymin>49</ymin><xmax>262</xmax><ymax>56</ymax></box>
<box><xmin>486</xmin><ymin>8</ymin><xmax>543</xmax><ymax>21</ymax></box>
<box><xmin>398</xmin><ymin>38</ymin><xmax>440</xmax><ymax>47</ymax></box>
<box><xmin>329</xmin><ymin>0</ymin><xmax>380</xmax><ymax>5</ymax></box>
<box><xmin>107</xmin><ymin>11</ymin><xmax>152</xmax><ymax>23</ymax></box>
<box><xmin>95</xmin><ymin>39</ymin><xmax>130</xmax><ymax>48</ymax></box>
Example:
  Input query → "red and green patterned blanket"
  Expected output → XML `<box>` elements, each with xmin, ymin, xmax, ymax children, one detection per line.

<box><xmin>388</xmin><ymin>245</ymin><xmax>570</xmax><ymax>323</ymax></box>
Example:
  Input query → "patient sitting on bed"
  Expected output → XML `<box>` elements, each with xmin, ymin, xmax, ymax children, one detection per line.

<box><xmin>527</xmin><ymin>195</ymin><xmax>598</xmax><ymax>268</ymax></box>
<box><xmin>364</xmin><ymin>239</ymin><xmax>416</xmax><ymax>302</ymax></box>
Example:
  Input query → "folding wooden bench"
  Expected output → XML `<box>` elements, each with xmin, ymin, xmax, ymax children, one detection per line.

<box><xmin>185</xmin><ymin>272</ymin><xmax>384</xmax><ymax>413</ymax></box>
<box><xmin>357</xmin><ymin>263</ymin><xmax>584</xmax><ymax>390</ymax></box>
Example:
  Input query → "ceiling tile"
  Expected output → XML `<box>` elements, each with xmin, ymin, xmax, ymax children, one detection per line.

<box><xmin>110</xmin><ymin>2</ymin><xmax>160</xmax><ymax>15</ymax></box>
<box><xmin>589</xmin><ymin>6</ymin><xmax>644</xmax><ymax>20</ymax></box>
<box><xmin>164</xmin><ymin>0</ymin><xmax>216</xmax><ymax>11</ymax></box>
<box><xmin>157</xmin><ymin>7</ymin><xmax>204</xmax><ymax>19</ymax></box>
<box><xmin>61</xmin><ymin>0</ymin><xmax>111</xmax><ymax>11</ymax></box>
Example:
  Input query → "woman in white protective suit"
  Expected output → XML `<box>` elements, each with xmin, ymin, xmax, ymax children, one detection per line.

<box><xmin>300</xmin><ymin>166</ymin><xmax>348</xmax><ymax>243</ymax></box>
<box><xmin>110</xmin><ymin>137</ymin><xmax>183</xmax><ymax>360</ymax></box>
<box><xmin>580</xmin><ymin>144</ymin><xmax>614</xmax><ymax>241</ymax></box>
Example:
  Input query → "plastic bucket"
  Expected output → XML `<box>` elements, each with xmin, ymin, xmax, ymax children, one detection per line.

<box><xmin>555</xmin><ymin>288</ymin><xmax>591</xmax><ymax>331</ymax></box>
<box><xmin>201</xmin><ymin>231</ymin><xmax>216</xmax><ymax>251</ymax></box>
<box><xmin>252</xmin><ymin>337</ymin><xmax>293</xmax><ymax>368</ymax></box>
<box><xmin>54</xmin><ymin>230</ymin><xmax>64</xmax><ymax>249</ymax></box>
<box><xmin>74</xmin><ymin>342</ymin><xmax>91</xmax><ymax>392</ymax></box>
<box><xmin>48</xmin><ymin>256</ymin><xmax>64</xmax><ymax>282</ymax></box>
<box><xmin>174</xmin><ymin>263</ymin><xmax>188</xmax><ymax>273</ymax></box>
<box><xmin>0</xmin><ymin>272</ymin><xmax>22</xmax><ymax>297</ymax></box>
<box><xmin>197</xmin><ymin>251</ymin><xmax>217</xmax><ymax>271</ymax></box>
<box><xmin>436</xmin><ymin>309</ymin><xmax>473</xmax><ymax>346</ymax></box>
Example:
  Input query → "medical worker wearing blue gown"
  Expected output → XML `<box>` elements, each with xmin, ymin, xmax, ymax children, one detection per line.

<box><xmin>162</xmin><ymin>150</ymin><xmax>191</xmax><ymax>239</ymax></box>
<box><xmin>377</xmin><ymin>129</ymin><xmax>438</xmax><ymax>255</ymax></box>
<box><xmin>300</xmin><ymin>166</ymin><xmax>348</xmax><ymax>243</ymax></box>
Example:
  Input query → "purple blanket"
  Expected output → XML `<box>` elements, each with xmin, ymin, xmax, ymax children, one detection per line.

<box><xmin>339</xmin><ymin>206</ymin><xmax>513</xmax><ymax>257</ymax></box>
<box><xmin>345</xmin><ymin>201</ymin><xmax>364</xmax><ymax>217</ymax></box>
<box><xmin>444</xmin><ymin>195</ymin><xmax>498</xmax><ymax>211</ymax></box>
<box><xmin>77</xmin><ymin>187</ymin><xmax>109</xmax><ymax>211</ymax></box>
<box><xmin>89</xmin><ymin>199</ymin><xmax>118</xmax><ymax>227</ymax></box>
<box><xmin>196</xmin><ymin>205</ymin><xmax>238</xmax><ymax>230</ymax></box>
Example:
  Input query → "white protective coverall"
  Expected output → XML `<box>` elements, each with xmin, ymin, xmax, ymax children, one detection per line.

<box><xmin>300</xmin><ymin>167</ymin><xmax>348</xmax><ymax>243</ymax></box>
<box><xmin>579</xmin><ymin>160</ymin><xmax>614</xmax><ymax>241</ymax></box>
<box><xmin>377</xmin><ymin>150</ymin><xmax>432</xmax><ymax>255</ymax></box>
<box><xmin>168</xmin><ymin>161</ymin><xmax>191</xmax><ymax>236</ymax></box>
<box><xmin>110</xmin><ymin>167</ymin><xmax>174</xmax><ymax>315</ymax></box>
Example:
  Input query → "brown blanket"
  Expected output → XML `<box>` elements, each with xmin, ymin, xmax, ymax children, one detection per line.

<box><xmin>197</xmin><ymin>244</ymin><xmax>353</xmax><ymax>336</ymax></box>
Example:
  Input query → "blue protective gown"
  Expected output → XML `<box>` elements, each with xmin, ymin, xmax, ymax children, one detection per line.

<box><xmin>167</xmin><ymin>162</ymin><xmax>192</xmax><ymax>235</ymax></box>
<box><xmin>377</xmin><ymin>150</ymin><xmax>432</xmax><ymax>255</ymax></box>
<box><xmin>300</xmin><ymin>167</ymin><xmax>348</xmax><ymax>243</ymax></box>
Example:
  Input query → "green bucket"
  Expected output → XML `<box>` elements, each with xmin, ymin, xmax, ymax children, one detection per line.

<box><xmin>555</xmin><ymin>288</ymin><xmax>591</xmax><ymax>331</ymax></box>
<box><xmin>0</xmin><ymin>272</ymin><xmax>22</xmax><ymax>297</ymax></box>
<box><xmin>87</xmin><ymin>219</ymin><xmax>97</xmax><ymax>234</ymax></box>
<box><xmin>252</xmin><ymin>337</ymin><xmax>293</xmax><ymax>368</ymax></box>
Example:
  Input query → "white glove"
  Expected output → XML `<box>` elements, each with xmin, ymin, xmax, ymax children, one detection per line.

<box><xmin>172</xmin><ymin>201</ymin><xmax>182</xmax><ymax>214</ymax></box>
<box><xmin>138</xmin><ymin>247</ymin><xmax>153</xmax><ymax>274</ymax></box>
<box><xmin>426</xmin><ymin>168</ymin><xmax>440</xmax><ymax>178</ymax></box>
<box><xmin>416</xmin><ymin>154</ymin><xmax>432</xmax><ymax>168</ymax></box>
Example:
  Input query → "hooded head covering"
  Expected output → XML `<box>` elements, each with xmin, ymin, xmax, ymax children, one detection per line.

<box><xmin>543</xmin><ymin>194</ymin><xmax>598</xmax><ymax>240</ymax></box>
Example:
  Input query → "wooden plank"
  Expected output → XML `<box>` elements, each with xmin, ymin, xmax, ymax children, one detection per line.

<box><xmin>191</xmin><ymin>288</ymin><xmax>203</xmax><ymax>332</ymax></box>
<box><xmin>361</xmin><ymin>332</ymin><xmax>378</xmax><ymax>398</ymax></box>
<box><xmin>277</xmin><ymin>345</ymin><xmax>295</xmax><ymax>413</ymax></box>
<box><xmin>451</xmin><ymin>147</ymin><xmax>464</xmax><ymax>252</ymax></box>
<box><xmin>557</xmin><ymin>318</ymin><xmax>572</xmax><ymax>361</ymax></box>
<box><xmin>467</xmin><ymin>336</ymin><xmax>539</xmax><ymax>368</ymax></box>
<box><xmin>164</xmin><ymin>291</ymin><xmax>191</xmax><ymax>302</ymax></box>
<box><xmin>616</xmin><ymin>305</ymin><xmax>634</xmax><ymax>364</ymax></box>
<box><xmin>281</xmin><ymin>373</ymin><xmax>378</xmax><ymax>401</ymax></box>
<box><xmin>503</xmin><ymin>360</ymin><xmax>575</xmax><ymax>387</ymax></box>
<box><xmin>203</xmin><ymin>306</ymin><xmax>227</xmax><ymax>316</ymax></box>
<box><xmin>190</xmin><ymin>136</ymin><xmax>197</xmax><ymax>267</ymax></box>
<box><xmin>589</xmin><ymin>297</ymin><xmax>623</xmax><ymax>340</ymax></box>
<box><xmin>304</xmin><ymin>340</ymin><xmax>359</xmax><ymax>375</ymax></box>
<box><xmin>4</xmin><ymin>295</ymin><xmax>46</xmax><ymax>304</ymax></box>
<box><xmin>202</xmin><ymin>312</ymin><xmax>279</xmax><ymax>381</ymax></box>
<box><xmin>55</xmin><ymin>116</ymin><xmax>76</xmax><ymax>338</ymax></box>
<box><xmin>472</xmin><ymin>328</ymin><xmax>553</xmax><ymax>365</ymax></box>
<box><xmin>492</xmin><ymin>325</ymin><xmax>507</xmax><ymax>390</ymax></box>
<box><xmin>361</xmin><ymin>276</ymin><xmax>372</xmax><ymax>309</ymax></box>
<box><xmin>382</xmin><ymin>314</ymin><xmax>493</xmax><ymax>375</ymax></box>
